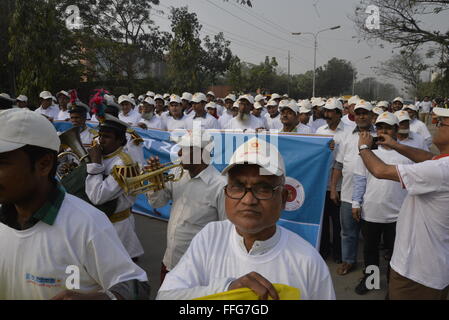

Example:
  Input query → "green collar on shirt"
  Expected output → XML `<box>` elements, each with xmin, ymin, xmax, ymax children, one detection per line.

<box><xmin>32</xmin><ymin>183</ymin><xmax>66</xmax><ymax>226</ymax></box>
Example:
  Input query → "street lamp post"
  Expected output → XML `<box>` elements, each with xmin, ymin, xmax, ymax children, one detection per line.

<box><xmin>352</xmin><ymin>56</ymin><xmax>371</xmax><ymax>95</ymax></box>
<box><xmin>292</xmin><ymin>26</ymin><xmax>340</xmax><ymax>98</ymax></box>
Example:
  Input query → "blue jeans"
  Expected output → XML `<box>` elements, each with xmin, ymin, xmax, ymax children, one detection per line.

<box><xmin>340</xmin><ymin>201</ymin><xmax>361</xmax><ymax>264</ymax></box>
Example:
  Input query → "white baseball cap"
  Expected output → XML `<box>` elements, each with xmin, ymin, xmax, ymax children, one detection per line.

<box><xmin>375</xmin><ymin>112</ymin><xmax>399</xmax><ymax>126</ymax></box>
<box><xmin>169</xmin><ymin>94</ymin><xmax>182</xmax><ymax>104</ymax></box>
<box><xmin>299</xmin><ymin>99</ymin><xmax>312</xmax><ymax>110</ymax></box>
<box><xmin>0</xmin><ymin>93</ymin><xmax>12</xmax><ymax>100</ymax></box>
<box><xmin>433</xmin><ymin>107</ymin><xmax>449</xmax><ymax>118</ymax></box>
<box><xmin>118</xmin><ymin>95</ymin><xmax>135</xmax><ymax>106</ymax></box>
<box><xmin>207</xmin><ymin>91</ymin><xmax>215</xmax><ymax>97</ymax></box>
<box><xmin>271</xmin><ymin>93</ymin><xmax>281</xmax><ymax>100</ymax></box>
<box><xmin>394</xmin><ymin>110</ymin><xmax>411</xmax><ymax>122</ymax></box>
<box><xmin>128</xmin><ymin>93</ymin><xmax>135</xmax><ymax>99</ymax></box>
<box><xmin>174</xmin><ymin>129</ymin><xmax>213</xmax><ymax>149</ymax></box>
<box><xmin>348</xmin><ymin>95</ymin><xmax>361</xmax><ymax>106</ymax></box>
<box><xmin>255</xmin><ymin>94</ymin><xmax>266</xmax><ymax>102</ymax></box>
<box><xmin>267</xmin><ymin>99</ymin><xmax>278</xmax><ymax>107</ymax></box>
<box><xmin>39</xmin><ymin>91</ymin><xmax>53</xmax><ymax>100</ymax></box>
<box><xmin>323</xmin><ymin>98</ymin><xmax>343</xmax><ymax>111</ymax></box>
<box><xmin>376</xmin><ymin>101</ymin><xmax>389</xmax><ymax>109</ymax></box>
<box><xmin>403</xmin><ymin>104</ymin><xmax>418</xmax><ymax>112</ymax></box>
<box><xmin>154</xmin><ymin>94</ymin><xmax>164</xmax><ymax>101</ymax></box>
<box><xmin>146</xmin><ymin>91</ymin><xmax>155</xmax><ymax>97</ymax></box>
<box><xmin>279</xmin><ymin>101</ymin><xmax>299</xmax><ymax>114</ymax></box>
<box><xmin>224</xmin><ymin>94</ymin><xmax>236</xmax><ymax>102</ymax></box>
<box><xmin>16</xmin><ymin>95</ymin><xmax>28</xmax><ymax>102</ymax></box>
<box><xmin>222</xmin><ymin>137</ymin><xmax>286</xmax><ymax>177</ymax></box>
<box><xmin>232</xmin><ymin>102</ymin><xmax>239</xmax><ymax>109</ymax></box>
<box><xmin>56</xmin><ymin>90</ymin><xmax>70</xmax><ymax>99</ymax></box>
<box><xmin>192</xmin><ymin>93</ymin><xmax>207</xmax><ymax>103</ymax></box>
<box><xmin>181</xmin><ymin>92</ymin><xmax>193</xmax><ymax>102</ymax></box>
<box><xmin>253</xmin><ymin>102</ymin><xmax>263</xmax><ymax>109</ymax></box>
<box><xmin>393</xmin><ymin>97</ymin><xmax>404</xmax><ymax>104</ymax></box>
<box><xmin>238</xmin><ymin>94</ymin><xmax>255</xmax><ymax>105</ymax></box>
<box><xmin>311</xmin><ymin>97</ymin><xmax>325</xmax><ymax>107</ymax></box>
<box><xmin>372</xmin><ymin>107</ymin><xmax>384</xmax><ymax>116</ymax></box>
<box><xmin>299</xmin><ymin>106</ymin><xmax>312</xmax><ymax>114</ymax></box>
<box><xmin>163</xmin><ymin>93</ymin><xmax>170</xmax><ymax>99</ymax></box>
<box><xmin>206</xmin><ymin>102</ymin><xmax>217</xmax><ymax>109</ymax></box>
<box><xmin>354</xmin><ymin>99</ymin><xmax>373</xmax><ymax>112</ymax></box>
<box><xmin>0</xmin><ymin>109</ymin><xmax>60</xmax><ymax>153</ymax></box>
<box><xmin>143</xmin><ymin>97</ymin><xmax>155</xmax><ymax>105</ymax></box>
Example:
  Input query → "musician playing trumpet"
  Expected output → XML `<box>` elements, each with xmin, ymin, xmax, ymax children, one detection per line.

<box><xmin>85</xmin><ymin>115</ymin><xmax>144</xmax><ymax>261</ymax></box>
<box><xmin>146</xmin><ymin>129</ymin><xmax>227</xmax><ymax>284</ymax></box>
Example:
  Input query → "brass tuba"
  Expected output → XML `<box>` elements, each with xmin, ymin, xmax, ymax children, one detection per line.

<box><xmin>113</xmin><ymin>161</ymin><xmax>184</xmax><ymax>197</ymax></box>
<box><xmin>57</xmin><ymin>127</ymin><xmax>90</xmax><ymax>179</ymax></box>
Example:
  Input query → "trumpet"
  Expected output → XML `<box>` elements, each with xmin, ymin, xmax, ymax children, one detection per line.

<box><xmin>113</xmin><ymin>161</ymin><xmax>184</xmax><ymax>196</ymax></box>
<box><xmin>57</xmin><ymin>127</ymin><xmax>91</xmax><ymax>179</ymax></box>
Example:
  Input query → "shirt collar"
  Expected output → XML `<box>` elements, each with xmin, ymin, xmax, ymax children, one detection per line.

<box><xmin>324</xmin><ymin>120</ymin><xmax>345</xmax><ymax>132</ymax></box>
<box><xmin>352</xmin><ymin>125</ymin><xmax>376</xmax><ymax>134</ymax></box>
<box><xmin>192</xmin><ymin>165</ymin><xmax>218</xmax><ymax>185</ymax></box>
<box><xmin>0</xmin><ymin>182</ymin><xmax>65</xmax><ymax>229</ymax></box>
<box><xmin>236</xmin><ymin>226</ymin><xmax>281</xmax><ymax>255</ymax></box>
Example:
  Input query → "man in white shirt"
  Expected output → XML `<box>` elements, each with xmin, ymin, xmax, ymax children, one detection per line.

<box><xmin>35</xmin><ymin>91</ymin><xmax>60</xmax><ymax>122</ymax></box>
<box><xmin>187</xmin><ymin>93</ymin><xmax>220</xmax><ymax>130</ymax></box>
<box><xmin>137</xmin><ymin>97</ymin><xmax>163</xmax><ymax>130</ymax></box>
<box><xmin>394</xmin><ymin>110</ymin><xmax>429</xmax><ymax>151</ymax></box>
<box><xmin>418</xmin><ymin>96</ymin><xmax>432</xmax><ymax>124</ymax></box>
<box><xmin>316</xmin><ymin>98</ymin><xmax>346</xmax><ymax>263</ymax></box>
<box><xmin>265</xmin><ymin>99</ymin><xmax>283</xmax><ymax>130</ymax></box>
<box><xmin>219</xmin><ymin>94</ymin><xmax>237</xmax><ymax>129</ymax></box>
<box><xmin>86</xmin><ymin>115</ymin><xmax>145</xmax><ymax>260</ymax></box>
<box><xmin>251</xmin><ymin>101</ymin><xmax>269</xmax><ymax>129</ymax></box>
<box><xmin>391</xmin><ymin>97</ymin><xmax>404</xmax><ymax>113</ymax></box>
<box><xmin>69</xmin><ymin>103</ymin><xmax>97</xmax><ymax>147</ymax></box>
<box><xmin>352</xmin><ymin>112</ymin><xmax>413</xmax><ymax>295</ymax></box>
<box><xmin>341</xmin><ymin>95</ymin><xmax>360</xmax><ymax>128</ymax></box>
<box><xmin>165</xmin><ymin>95</ymin><xmax>189</xmax><ymax>131</ymax></box>
<box><xmin>118</xmin><ymin>95</ymin><xmax>142</xmax><ymax>127</ymax></box>
<box><xmin>279</xmin><ymin>100</ymin><xmax>312</xmax><ymax>134</ymax></box>
<box><xmin>299</xmin><ymin>105</ymin><xmax>313</xmax><ymax>128</ymax></box>
<box><xmin>331</xmin><ymin>100</ymin><xmax>376</xmax><ymax>276</ymax></box>
<box><xmin>55</xmin><ymin>90</ymin><xmax>71</xmax><ymax>121</ymax></box>
<box><xmin>403</xmin><ymin>104</ymin><xmax>432</xmax><ymax>148</ymax></box>
<box><xmin>227</xmin><ymin>95</ymin><xmax>265</xmax><ymax>131</ymax></box>
<box><xmin>310</xmin><ymin>98</ymin><xmax>327</xmax><ymax>133</ymax></box>
<box><xmin>156</xmin><ymin>137</ymin><xmax>335</xmax><ymax>300</ymax></box>
<box><xmin>181</xmin><ymin>92</ymin><xmax>194</xmax><ymax>118</ymax></box>
<box><xmin>0</xmin><ymin>109</ymin><xmax>149</xmax><ymax>300</ymax></box>
<box><xmin>356</xmin><ymin>107</ymin><xmax>449</xmax><ymax>300</ymax></box>
<box><xmin>146</xmin><ymin>130</ymin><xmax>226</xmax><ymax>283</ymax></box>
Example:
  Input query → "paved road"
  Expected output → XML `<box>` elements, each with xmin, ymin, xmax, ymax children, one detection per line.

<box><xmin>133</xmin><ymin>214</ymin><xmax>388</xmax><ymax>300</ymax></box>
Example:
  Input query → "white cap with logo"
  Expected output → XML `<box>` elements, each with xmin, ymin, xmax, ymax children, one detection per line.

<box><xmin>222</xmin><ymin>137</ymin><xmax>286</xmax><ymax>177</ymax></box>
<box><xmin>39</xmin><ymin>91</ymin><xmax>53</xmax><ymax>100</ymax></box>
<box><xmin>253</xmin><ymin>102</ymin><xmax>264</xmax><ymax>110</ymax></box>
<box><xmin>255</xmin><ymin>94</ymin><xmax>266</xmax><ymax>102</ymax></box>
<box><xmin>169</xmin><ymin>94</ymin><xmax>182</xmax><ymax>104</ymax></box>
<box><xmin>192</xmin><ymin>93</ymin><xmax>207</xmax><ymax>103</ymax></box>
<box><xmin>224</xmin><ymin>94</ymin><xmax>236</xmax><ymax>102</ymax></box>
<box><xmin>238</xmin><ymin>94</ymin><xmax>255</xmax><ymax>105</ymax></box>
<box><xmin>394</xmin><ymin>110</ymin><xmax>411</xmax><ymax>122</ymax></box>
<box><xmin>118</xmin><ymin>95</ymin><xmax>135</xmax><ymax>106</ymax></box>
<box><xmin>323</xmin><ymin>98</ymin><xmax>343</xmax><ymax>111</ymax></box>
<box><xmin>403</xmin><ymin>104</ymin><xmax>418</xmax><ymax>112</ymax></box>
<box><xmin>279</xmin><ymin>100</ymin><xmax>299</xmax><ymax>114</ymax></box>
<box><xmin>181</xmin><ymin>92</ymin><xmax>193</xmax><ymax>102</ymax></box>
<box><xmin>144</xmin><ymin>97</ymin><xmax>155</xmax><ymax>105</ymax></box>
<box><xmin>372</xmin><ymin>107</ymin><xmax>384</xmax><ymax>116</ymax></box>
<box><xmin>393</xmin><ymin>97</ymin><xmax>404</xmax><ymax>104</ymax></box>
<box><xmin>433</xmin><ymin>107</ymin><xmax>449</xmax><ymax>118</ymax></box>
<box><xmin>16</xmin><ymin>95</ymin><xmax>28</xmax><ymax>102</ymax></box>
<box><xmin>376</xmin><ymin>101</ymin><xmax>389</xmax><ymax>109</ymax></box>
<box><xmin>375</xmin><ymin>112</ymin><xmax>399</xmax><ymax>126</ymax></box>
<box><xmin>354</xmin><ymin>100</ymin><xmax>374</xmax><ymax>112</ymax></box>
<box><xmin>0</xmin><ymin>109</ymin><xmax>60</xmax><ymax>153</ymax></box>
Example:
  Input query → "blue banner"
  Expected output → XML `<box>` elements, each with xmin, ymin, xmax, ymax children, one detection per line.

<box><xmin>54</xmin><ymin>122</ymin><xmax>333</xmax><ymax>249</ymax></box>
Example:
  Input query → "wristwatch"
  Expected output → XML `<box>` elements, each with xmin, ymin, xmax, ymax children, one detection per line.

<box><xmin>358</xmin><ymin>144</ymin><xmax>370</xmax><ymax>152</ymax></box>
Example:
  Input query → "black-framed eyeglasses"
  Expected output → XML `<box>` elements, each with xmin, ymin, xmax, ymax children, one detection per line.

<box><xmin>224</xmin><ymin>184</ymin><xmax>282</xmax><ymax>200</ymax></box>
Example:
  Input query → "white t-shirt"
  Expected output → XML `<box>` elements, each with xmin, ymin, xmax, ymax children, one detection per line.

<box><xmin>186</xmin><ymin>113</ymin><xmax>220</xmax><ymax>130</ymax></box>
<box><xmin>119</xmin><ymin>111</ymin><xmax>142</xmax><ymax>127</ymax></box>
<box><xmin>398</xmin><ymin>131</ymin><xmax>429</xmax><ymax>151</ymax></box>
<box><xmin>354</xmin><ymin>147</ymin><xmax>413</xmax><ymax>223</ymax></box>
<box><xmin>418</xmin><ymin>101</ymin><xmax>432</xmax><ymax>113</ymax></box>
<box><xmin>139</xmin><ymin>117</ymin><xmax>163</xmax><ymax>130</ymax></box>
<box><xmin>165</xmin><ymin>115</ymin><xmax>190</xmax><ymax>131</ymax></box>
<box><xmin>409</xmin><ymin>118</ymin><xmax>432</xmax><ymax>148</ymax></box>
<box><xmin>391</xmin><ymin>156</ymin><xmax>449</xmax><ymax>290</ymax></box>
<box><xmin>218</xmin><ymin>111</ymin><xmax>234</xmax><ymax>129</ymax></box>
<box><xmin>335</xmin><ymin>128</ymin><xmax>377</xmax><ymax>203</ymax></box>
<box><xmin>265</xmin><ymin>113</ymin><xmax>283</xmax><ymax>130</ymax></box>
<box><xmin>56</xmin><ymin>110</ymin><xmax>70</xmax><ymax>121</ymax></box>
<box><xmin>0</xmin><ymin>194</ymin><xmax>147</xmax><ymax>299</ymax></box>
<box><xmin>341</xmin><ymin>114</ymin><xmax>357</xmax><ymax>129</ymax></box>
<box><xmin>157</xmin><ymin>220</ymin><xmax>335</xmax><ymax>300</ymax></box>
<box><xmin>226</xmin><ymin>114</ymin><xmax>266</xmax><ymax>130</ymax></box>
<box><xmin>35</xmin><ymin>105</ymin><xmax>60</xmax><ymax>120</ymax></box>
<box><xmin>310</xmin><ymin>118</ymin><xmax>326</xmax><ymax>133</ymax></box>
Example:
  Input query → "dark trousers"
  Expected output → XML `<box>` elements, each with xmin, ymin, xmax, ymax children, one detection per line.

<box><xmin>320</xmin><ymin>191</ymin><xmax>342</xmax><ymax>260</ymax></box>
<box><xmin>361</xmin><ymin>219</ymin><xmax>396</xmax><ymax>279</ymax></box>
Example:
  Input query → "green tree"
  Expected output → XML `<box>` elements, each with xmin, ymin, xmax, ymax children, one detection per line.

<box><xmin>247</xmin><ymin>56</ymin><xmax>278</xmax><ymax>92</ymax></box>
<box><xmin>226</xmin><ymin>56</ymin><xmax>247</xmax><ymax>92</ymax></box>
<box><xmin>9</xmin><ymin>0</ymin><xmax>82</xmax><ymax>105</ymax></box>
<box><xmin>166</xmin><ymin>6</ymin><xmax>203</xmax><ymax>92</ymax></box>
<box><xmin>315</xmin><ymin>58</ymin><xmax>354</xmax><ymax>97</ymax></box>
<box><xmin>201</xmin><ymin>32</ymin><xmax>233</xmax><ymax>86</ymax></box>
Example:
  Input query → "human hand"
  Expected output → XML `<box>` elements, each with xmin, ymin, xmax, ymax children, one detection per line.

<box><xmin>228</xmin><ymin>272</ymin><xmax>279</xmax><ymax>300</ymax></box>
<box><xmin>358</xmin><ymin>131</ymin><xmax>373</xmax><ymax>149</ymax></box>
<box><xmin>50</xmin><ymin>290</ymin><xmax>113</xmax><ymax>300</ymax></box>
<box><xmin>352</xmin><ymin>208</ymin><xmax>361</xmax><ymax>222</ymax></box>
<box><xmin>87</xmin><ymin>144</ymin><xmax>103</xmax><ymax>164</ymax></box>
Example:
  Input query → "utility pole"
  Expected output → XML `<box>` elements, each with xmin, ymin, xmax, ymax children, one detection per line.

<box><xmin>287</xmin><ymin>50</ymin><xmax>291</xmax><ymax>96</ymax></box>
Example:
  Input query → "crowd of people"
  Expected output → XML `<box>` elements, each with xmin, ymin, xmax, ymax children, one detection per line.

<box><xmin>0</xmin><ymin>88</ymin><xmax>448</xmax><ymax>300</ymax></box>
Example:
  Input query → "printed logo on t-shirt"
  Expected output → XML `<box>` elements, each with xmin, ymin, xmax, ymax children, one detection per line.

<box><xmin>25</xmin><ymin>273</ymin><xmax>63</xmax><ymax>289</ymax></box>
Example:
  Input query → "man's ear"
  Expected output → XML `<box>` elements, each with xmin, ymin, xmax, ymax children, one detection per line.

<box><xmin>35</xmin><ymin>153</ymin><xmax>54</xmax><ymax>178</ymax></box>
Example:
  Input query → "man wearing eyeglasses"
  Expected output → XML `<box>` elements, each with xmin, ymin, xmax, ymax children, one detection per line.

<box><xmin>357</xmin><ymin>108</ymin><xmax>449</xmax><ymax>300</ymax></box>
<box><xmin>156</xmin><ymin>137</ymin><xmax>335</xmax><ymax>300</ymax></box>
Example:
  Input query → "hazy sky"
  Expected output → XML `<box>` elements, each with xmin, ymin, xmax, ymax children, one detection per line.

<box><xmin>151</xmin><ymin>0</ymin><xmax>448</xmax><ymax>96</ymax></box>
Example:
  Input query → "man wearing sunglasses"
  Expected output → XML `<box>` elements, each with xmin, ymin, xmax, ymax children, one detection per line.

<box><xmin>357</xmin><ymin>107</ymin><xmax>449</xmax><ymax>300</ymax></box>
<box><xmin>156</xmin><ymin>138</ymin><xmax>335</xmax><ymax>300</ymax></box>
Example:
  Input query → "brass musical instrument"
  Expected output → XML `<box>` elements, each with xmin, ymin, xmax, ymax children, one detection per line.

<box><xmin>114</xmin><ymin>161</ymin><xmax>184</xmax><ymax>196</ymax></box>
<box><xmin>57</xmin><ymin>127</ymin><xmax>91</xmax><ymax>179</ymax></box>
